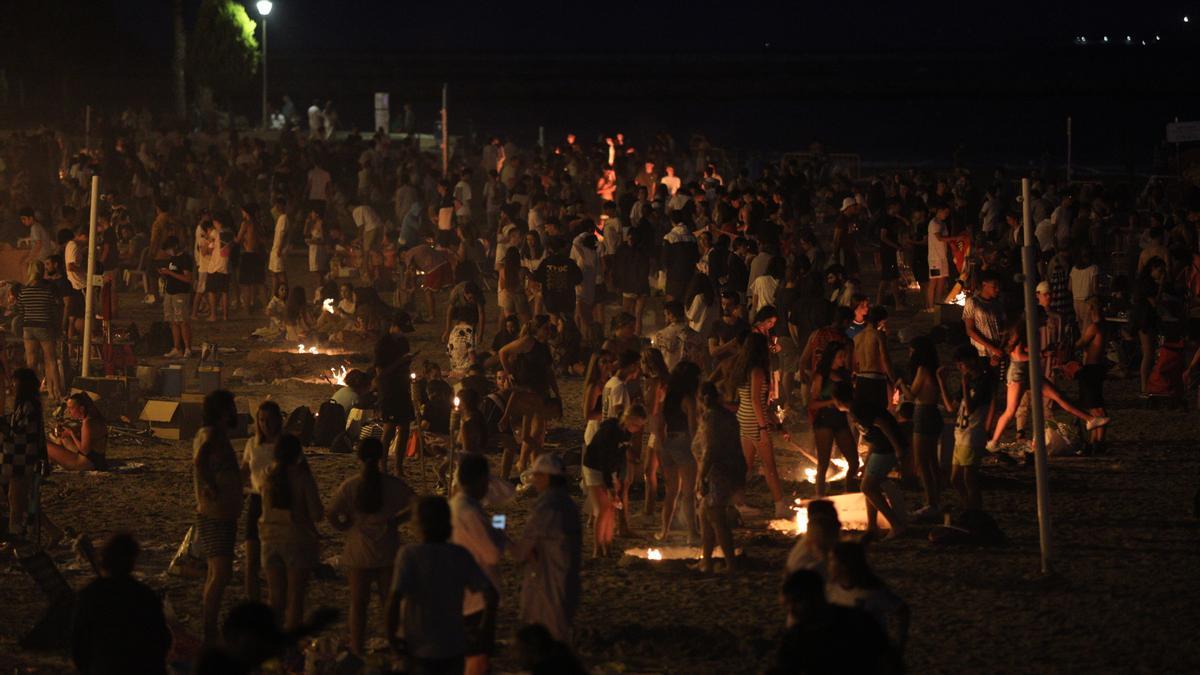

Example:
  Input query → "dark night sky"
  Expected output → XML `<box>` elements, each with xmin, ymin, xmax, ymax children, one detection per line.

<box><xmin>106</xmin><ymin>0</ymin><xmax>1197</xmax><ymax>54</ymax></box>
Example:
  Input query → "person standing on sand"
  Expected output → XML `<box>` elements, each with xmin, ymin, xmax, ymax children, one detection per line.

<box><xmin>450</xmin><ymin>454</ymin><xmax>507</xmax><ymax>675</ymax></box>
<box><xmin>512</xmin><ymin>454</ymin><xmax>582</xmax><ymax>645</ymax></box>
<box><xmin>937</xmin><ymin>346</ymin><xmax>992</xmax><ymax>512</ymax></box>
<box><xmin>327</xmin><ymin>438</ymin><xmax>415</xmax><ymax>658</ymax></box>
<box><xmin>833</xmin><ymin>385</ymin><xmax>908</xmax><ymax>539</ymax></box>
<box><xmin>193</xmin><ymin>390</ymin><xmax>243</xmax><ymax>646</ymax></box>
<box><xmin>695</xmin><ymin>383</ymin><xmax>744</xmax><ymax>575</ymax></box>
<box><xmin>583</xmin><ymin>406</ymin><xmax>646</xmax><ymax>558</ymax></box>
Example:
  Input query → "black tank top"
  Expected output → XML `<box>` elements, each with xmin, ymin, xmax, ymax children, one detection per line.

<box><xmin>515</xmin><ymin>341</ymin><xmax>553</xmax><ymax>396</ymax></box>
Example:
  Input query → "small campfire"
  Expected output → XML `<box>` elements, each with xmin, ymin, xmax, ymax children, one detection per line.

<box><xmin>802</xmin><ymin>457</ymin><xmax>850</xmax><ymax>484</ymax></box>
<box><xmin>322</xmin><ymin>298</ymin><xmax>336</xmax><ymax>314</ymax></box>
<box><xmin>326</xmin><ymin>365</ymin><xmax>349</xmax><ymax>386</ymax></box>
<box><xmin>953</xmin><ymin>291</ymin><xmax>966</xmax><ymax>306</ymax></box>
<box><xmin>769</xmin><ymin>498</ymin><xmax>810</xmax><ymax>535</ymax></box>
<box><xmin>624</xmin><ymin>546</ymin><xmax>740</xmax><ymax>560</ymax></box>
<box><xmin>297</xmin><ymin>344</ymin><xmax>320</xmax><ymax>354</ymax></box>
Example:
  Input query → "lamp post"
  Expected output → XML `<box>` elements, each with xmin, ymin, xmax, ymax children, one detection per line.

<box><xmin>256</xmin><ymin>0</ymin><xmax>273</xmax><ymax>130</ymax></box>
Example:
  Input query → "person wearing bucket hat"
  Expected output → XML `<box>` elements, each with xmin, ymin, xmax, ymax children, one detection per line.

<box><xmin>833</xmin><ymin>195</ymin><xmax>863</xmax><ymax>277</ymax></box>
<box><xmin>513</xmin><ymin>451</ymin><xmax>581</xmax><ymax>645</ymax></box>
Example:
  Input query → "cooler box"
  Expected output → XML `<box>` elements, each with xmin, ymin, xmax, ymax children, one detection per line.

<box><xmin>158</xmin><ymin>366</ymin><xmax>184</xmax><ymax>397</ymax></box>
<box><xmin>139</xmin><ymin>399</ymin><xmax>203</xmax><ymax>440</ymax></box>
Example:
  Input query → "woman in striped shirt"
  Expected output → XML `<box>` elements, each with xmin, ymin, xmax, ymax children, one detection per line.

<box><xmin>18</xmin><ymin>261</ymin><xmax>63</xmax><ymax>401</ymax></box>
<box><xmin>728</xmin><ymin>332</ymin><xmax>786</xmax><ymax>518</ymax></box>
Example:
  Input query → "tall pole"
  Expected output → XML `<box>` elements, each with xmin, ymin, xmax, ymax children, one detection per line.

<box><xmin>261</xmin><ymin>14</ymin><xmax>268</xmax><ymax>130</ymax></box>
<box><xmin>1066</xmin><ymin>116</ymin><xmax>1072</xmax><ymax>182</ymax></box>
<box><xmin>82</xmin><ymin>176</ymin><xmax>100</xmax><ymax>378</ymax></box>
<box><xmin>1021</xmin><ymin>177</ymin><xmax>1053</xmax><ymax>575</ymax></box>
<box><xmin>441</xmin><ymin>83</ymin><xmax>449</xmax><ymax>174</ymax></box>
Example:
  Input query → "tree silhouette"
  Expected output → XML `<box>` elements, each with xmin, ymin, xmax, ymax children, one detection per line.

<box><xmin>187</xmin><ymin>0</ymin><xmax>259</xmax><ymax>107</ymax></box>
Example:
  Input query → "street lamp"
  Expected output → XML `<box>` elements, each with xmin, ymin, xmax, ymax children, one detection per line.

<box><xmin>256</xmin><ymin>0</ymin><xmax>273</xmax><ymax>130</ymax></box>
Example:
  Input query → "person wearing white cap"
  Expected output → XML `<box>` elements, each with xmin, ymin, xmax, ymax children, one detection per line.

<box><xmin>832</xmin><ymin>197</ymin><xmax>862</xmax><ymax>276</ymax></box>
<box><xmin>511</xmin><ymin>453</ymin><xmax>582</xmax><ymax>645</ymax></box>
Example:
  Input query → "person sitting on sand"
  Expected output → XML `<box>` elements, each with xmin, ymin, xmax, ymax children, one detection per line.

<box><xmin>827</xmin><ymin>542</ymin><xmax>910</xmax><ymax>657</ymax></box>
<box><xmin>47</xmin><ymin>392</ymin><xmax>107</xmax><ymax>471</ymax></box>
<box><xmin>582</xmin><ymin>405</ymin><xmax>646</xmax><ymax>558</ymax></box>
<box><xmin>284</xmin><ymin>286</ymin><xmax>313</xmax><ymax>342</ymax></box>
<box><xmin>784</xmin><ymin>500</ymin><xmax>840</xmax><ymax>581</ymax></box>
<box><xmin>769</xmin><ymin>570</ymin><xmax>898</xmax><ymax>675</ymax></box>
<box><xmin>833</xmin><ymin>384</ymin><xmax>908</xmax><ymax>539</ymax></box>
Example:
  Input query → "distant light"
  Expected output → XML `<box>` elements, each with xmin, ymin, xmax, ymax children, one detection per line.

<box><xmin>1074</xmin><ymin>36</ymin><xmax>1087</xmax><ymax>45</ymax></box>
<box><xmin>1141</xmin><ymin>40</ymin><xmax>1147</xmax><ymax>46</ymax></box>
<box><xmin>1185</xmin><ymin>16</ymin><xmax>1191</xmax><ymax>23</ymax></box>
<box><xmin>1125</xmin><ymin>35</ymin><xmax>1132</xmax><ymax>43</ymax></box>
<box><xmin>1156</xmin><ymin>35</ymin><xmax>1162</xmax><ymax>41</ymax></box>
<box><xmin>1103</xmin><ymin>36</ymin><xmax>1109</xmax><ymax>42</ymax></box>
<box><xmin>256</xmin><ymin>0</ymin><xmax>273</xmax><ymax>16</ymax></box>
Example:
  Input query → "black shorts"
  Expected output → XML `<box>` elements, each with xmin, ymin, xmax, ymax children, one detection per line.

<box><xmin>853</xmin><ymin>377</ymin><xmax>888</xmax><ymax>412</ymax></box>
<box><xmin>379</xmin><ymin>386</ymin><xmax>415</xmax><ymax>424</ymax></box>
<box><xmin>244</xmin><ymin>493</ymin><xmax>262</xmax><ymax>542</ymax></box>
<box><xmin>1077</xmin><ymin>363</ymin><xmax>1106</xmax><ymax>410</ymax></box>
<box><xmin>463</xmin><ymin>611</ymin><xmax>495</xmax><ymax>656</ymax></box>
<box><xmin>67</xmin><ymin>289</ymin><xmax>85</xmax><ymax>318</ymax></box>
<box><xmin>206</xmin><ymin>272</ymin><xmax>229</xmax><ymax>293</ymax></box>
<box><xmin>813</xmin><ymin>407</ymin><xmax>849</xmax><ymax>432</ymax></box>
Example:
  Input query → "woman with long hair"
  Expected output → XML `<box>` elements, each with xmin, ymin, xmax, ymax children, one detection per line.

<box><xmin>498</xmin><ymin>315</ymin><xmax>559</xmax><ymax>474</ymax></box>
<box><xmin>640</xmin><ymin>348</ymin><xmax>670</xmax><ymax>517</ymax></box>
<box><xmin>904</xmin><ymin>336</ymin><xmax>943</xmax><ymax>515</ymax></box>
<box><xmin>193</xmin><ymin>389</ymin><xmax>242</xmax><ymax>645</ymax></box>
<box><xmin>46</xmin><ymin>392</ymin><xmax>107</xmax><ymax>471</ymax></box>
<box><xmin>581</xmin><ymin>350</ymin><xmax>615</xmax><ymax>447</ymax></box>
<box><xmin>658</xmin><ymin>360</ymin><xmax>702</xmax><ymax>542</ymax></box>
<box><xmin>808</xmin><ymin>342</ymin><xmax>859</xmax><ymax>497</ymax></box>
<box><xmin>729</xmin><ymin>332</ymin><xmax>786</xmax><ymax>516</ymax></box>
<box><xmin>240</xmin><ymin>400</ymin><xmax>283</xmax><ymax>602</ymax></box>
<box><xmin>328</xmin><ymin>438</ymin><xmax>415</xmax><ymax>656</ymax></box>
<box><xmin>284</xmin><ymin>285</ymin><xmax>312</xmax><ymax>341</ymax></box>
<box><xmin>18</xmin><ymin>260</ymin><xmax>62</xmax><ymax>400</ymax></box>
<box><xmin>987</xmin><ymin>312</ymin><xmax>1109</xmax><ymax>449</ymax></box>
<box><xmin>1</xmin><ymin>368</ymin><xmax>61</xmax><ymax>544</ymax></box>
<box><xmin>684</xmin><ymin>271</ymin><xmax>716</xmax><ymax>339</ymax></box>
<box><xmin>498</xmin><ymin>246</ymin><xmax>530</xmax><ymax>326</ymax></box>
<box><xmin>259</xmin><ymin>433</ymin><xmax>323</xmax><ymax>631</ymax></box>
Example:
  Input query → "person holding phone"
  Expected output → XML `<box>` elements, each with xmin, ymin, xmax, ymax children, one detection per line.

<box><xmin>450</xmin><ymin>455</ymin><xmax>507</xmax><ymax>675</ymax></box>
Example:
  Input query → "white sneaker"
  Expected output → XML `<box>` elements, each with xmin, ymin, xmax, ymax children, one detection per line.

<box><xmin>1085</xmin><ymin>416</ymin><xmax>1111</xmax><ymax>431</ymax></box>
<box><xmin>182</xmin><ymin>349</ymin><xmax>193</xmax><ymax>359</ymax></box>
<box><xmin>163</xmin><ymin>349</ymin><xmax>182</xmax><ymax>358</ymax></box>
<box><xmin>143</xmin><ymin>294</ymin><xmax>157</xmax><ymax>305</ymax></box>
<box><xmin>985</xmin><ymin>440</ymin><xmax>998</xmax><ymax>453</ymax></box>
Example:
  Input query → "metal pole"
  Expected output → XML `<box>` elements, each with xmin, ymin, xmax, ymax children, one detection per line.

<box><xmin>261</xmin><ymin>15</ymin><xmax>268</xmax><ymax>130</ymax></box>
<box><xmin>82</xmin><ymin>175</ymin><xmax>100</xmax><ymax>378</ymax></box>
<box><xmin>441</xmin><ymin>83</ymin><xmax>449</xmax><ymax>174</ymax></box>
<box><xmin>1021</xmin><ymin>177</ymin><xmax>1053</xmax><ymax>575</ymax></box>
<box><xmin>1066</xmin><ymin>116</ymin><xmax>1072</xmax><ymax>182</ymax></box>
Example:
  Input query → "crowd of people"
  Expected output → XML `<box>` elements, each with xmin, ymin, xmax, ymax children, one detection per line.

<box><xmin>1</xmin><ymin>101</ymin><xmax>1198</xmax><ymax>672</ymax></box>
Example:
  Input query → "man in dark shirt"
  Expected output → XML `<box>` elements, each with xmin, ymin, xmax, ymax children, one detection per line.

<box><xmin>709</xmin><ymin>288</ymin><xmax>749</xmax><ymax>374</ymax></box>
<box><xmin>72</xmin><ymin>534</ymin><xmax>172</xmax><ymax>675</ymax></box>
<box><xmin>157</xmin><ymin>236</ymin><xmax>193</xmax><ymax>357</ymax></box>
<box><xmin>770</xmin><ymin>570</ymin><xmax>899</xmax><ymax>675</ymax></box>
<box><xmin>534</xmin><ymin>239</ymin><xmax>583</xmax><ymax>317</ymax></box>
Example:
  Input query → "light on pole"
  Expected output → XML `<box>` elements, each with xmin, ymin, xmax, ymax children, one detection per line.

<box><xmin>256</xmin><ymin>0</ymin><xmax>273</xmax><ymax>130</ymax></box>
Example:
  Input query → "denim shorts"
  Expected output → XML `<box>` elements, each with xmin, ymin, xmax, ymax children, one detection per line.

<box><xmin>864</xmin><ymin>453</ymin><xmax>896</xmax><ymax>479</ymax></box>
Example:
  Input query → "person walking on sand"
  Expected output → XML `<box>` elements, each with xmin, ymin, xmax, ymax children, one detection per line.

<box><xmin>193</xmin><ymin>390</ymin><xmax>243</xmax><ymax>646</ymax></box>
<box><xmin>833</xmin><ymin>385</ymin><xmax>908</xmax><ymax>539</ymax></box>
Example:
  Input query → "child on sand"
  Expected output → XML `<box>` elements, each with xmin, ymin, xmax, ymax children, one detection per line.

<box><xmin>937</xmin><ymin>345</ymin><xmax>991</xmax><ymax>511</ymax></box>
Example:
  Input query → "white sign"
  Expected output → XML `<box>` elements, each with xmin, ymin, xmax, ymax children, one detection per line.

<box><xmin>374</xmin><ymin>92</ymin><xmax>390</xmax><ymax>134</ymax></box>
<box><xmin>1166</xmin><ymin>121</ymin><xmax>1200</xmax><ymax>144</ymax></box>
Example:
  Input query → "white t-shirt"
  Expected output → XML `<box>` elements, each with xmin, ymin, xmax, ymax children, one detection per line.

<box><xmin>1034</xmin><ymin>219</ymin><xmax>1056</xmax><ymax>252</ymax></box>
<box><xmin>307</xmin><ymin>105</ymin><xmax>323</xmax><ymax>132</ymax></box>
<box><xmin>352</xmin><ymin>205</ymin><xmax>383</xmax><ymax>234</ymax></box>
<box><xmin>242</xmin><ymin>436</ymin><xmax>276</xmax><ymax>495</ymax></box>
<box><xmin>926</xmin><ymin>219</ymin><xmax>949</xmax><ymax>272</ymax></box>
<box><xmin>660</xmin><ymin>175</ymin><xmax>682</xmax><ymax>196</ymax></box>
<box><xmin>64</xmin><ymin>240</ymin><xmax>86</xmax><ymax>290</ymax></box>
<box><xmin>453</xmin><ymin>180</ymin><xmax>473</xmax><ymax>217</ymax></box>
<box><xmin>601</xmin><ymin>217</ymin><xmax>622</xmax><ymax>257</ymax></box>
<box><xmin>268</xmin><ymin>214</ymin><xmax>288</xmax><ymax>273</ymax></box>
<box><xmin>1069</xmin><ymin>265</ymin><xmax>1098</xmax><ymax>301</ymax></box>
<box><xmin>601</xmin><ymin>376</ymin><xmax>630</xmax><ymax>421</ymax></box>
<box><xmin>28</xmin><ymin>223</ymin><xmax>51</xmax><ymax>261</ymax></box>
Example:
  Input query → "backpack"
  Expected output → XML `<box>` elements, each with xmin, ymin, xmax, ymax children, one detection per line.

<box><xmin>329</xmin><ymin>430</ymin><xmax>355</xmax><ymax>454</ymax></box>
<box><xmin>142</xmin><ymin>321</ymin><xmax>174</xmax><ymax>356</ymax></box>
<box><xmin>312</xmin><ymin>400</ymin><xmax>347</xmax><ymax>447</ymax></box>
<box><xmin>284</xmin><ymin>406</ymin><xmax>315</xmax><ymax>445</ymax></box>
